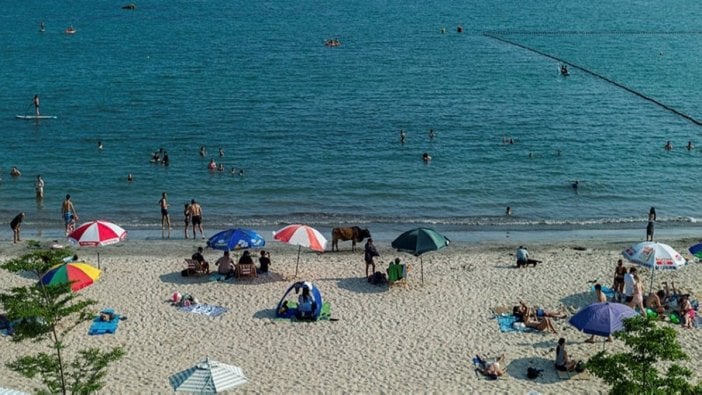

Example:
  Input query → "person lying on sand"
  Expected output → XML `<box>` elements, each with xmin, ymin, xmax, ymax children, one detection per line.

<box><xmin>513</xmin><ymin>301</ymin><xmax>567</xmax><ymax>320</ymax></box>
<box><xmin>475</xmin><ymin>354</ymin><xmax>506</xmax><ymax>379</ymax></box>
<box><xmin>513</xmin><ymin>302</ymin><xmax>558</xmax><ymax>334</ymax></box>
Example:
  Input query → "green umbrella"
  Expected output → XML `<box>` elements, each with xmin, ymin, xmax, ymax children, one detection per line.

<box><xmin>391</xmin><ymin>228</ymin><xmax>450</xmax><ymax>284</ymax></box>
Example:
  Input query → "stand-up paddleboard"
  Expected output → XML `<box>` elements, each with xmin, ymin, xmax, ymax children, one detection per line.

<box><xmin>16</xmin><ymin>115</ymin><xmax>57</xmax><ymax>120</ymax></box>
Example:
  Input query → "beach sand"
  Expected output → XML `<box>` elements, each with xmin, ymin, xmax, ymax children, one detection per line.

<box><xmin>1</xmin><ymin>237</ymin><xmax>701</xmax><ymax>394</ymax></box>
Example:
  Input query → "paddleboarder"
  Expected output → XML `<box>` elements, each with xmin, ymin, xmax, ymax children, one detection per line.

<box><xmin>33</xmin><ymin>94</ymin><xmax>40</xmax><ymax>116</ymax></box>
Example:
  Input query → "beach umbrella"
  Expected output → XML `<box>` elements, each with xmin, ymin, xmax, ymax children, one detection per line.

<box><xmin>207</xmin><ymin>228</ymin><xmax>265</xmax><ymax>251</ymax></box>
<box><xmin>622</xmin><ymin>241</ymin><xmax>686</xmax><ymax>293</ymax></box>
<box><xmin>391</xmin><ymin>227</ymin><xmax>450</xmax><ymax>284</ymax></box>
<box><xmin>569</xmin><ymin>302</ymin><xmax>638</xmax><ymax>337</ymax></box>
<box><xmin>0</xmin><ymin>388</ymin><xmax>30</xmax><ymax>395</ymax></box>
<box><xmin>67</xmin><ymin>220</ymin><xmax>127</xmax><ymax>268</ymax></box>
<box><xmin>39</xmin><ymin>261</ymin><xmax>101</xmax><ymax>292</ymax></box>
<box><xmin>273</xmin><ymin>224</ymin><xmax>327</xmax><ymax>278</ymax></box>
<box><xmin>169</xmin><ymin>357</ymin><xmax>248</xmax><ymax>393</ymax></box>
<box><xmin>688</xmin><ymin>242</ymin><xmax>702</xmax><ymax>259</ymax></box>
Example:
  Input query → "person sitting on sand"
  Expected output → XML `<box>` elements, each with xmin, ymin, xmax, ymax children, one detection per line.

<box><xmin>555</xmin><ymin>338</ymin><xmax>578</xmax><ymax>371</ymax></box>
<box><xmin>297</xmin><ymin>286</ymin><xmax>315</xmax><ymax>319</ymax></box>
<box><xmin>258</xmin><ymin>250</ymin><xmax>271</xmax><ymax>274</ymax></box>
<box><xmin>647</xmin><ymin>290</ymin><xmax>667</xmax><ymax>317</ymax></box>
<box><xmin>515</xmin><ymin>246</ymin><xmax>541</xmax><ymax>268</ymax></box>
<box><xmin>216</xmin><ymin>250</ymin><xmax>235</xmax><ymax>278</ymax></box>
<box><xmin>238</xmin><ymin>250</ymin><xmax>254</xmax><ymax>265</ymax></box>
<box><xmin>191</xmin><ymin>246</ymin><xmax>210</xmax><ymax>274</ymax></box>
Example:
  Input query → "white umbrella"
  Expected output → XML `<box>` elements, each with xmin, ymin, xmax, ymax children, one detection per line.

<box><xmin>169</xmin><ymin>358</ymin><xmax>248</xmax><ymax>394</ymax></box>
<box><xmin>622</xmin><ymin>241</ymin><xmax>686</xmax><ymax>293</ymax></box>
<box><xmin>0</xmin><ymin>388</ymin><xmax>30</xmax><ymax>395</ymax></box>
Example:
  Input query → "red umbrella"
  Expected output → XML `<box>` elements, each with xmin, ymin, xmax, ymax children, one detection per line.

<box><xmin>68</xmin><ymin>220</ymin><xmax>127</xmax><ymax>268</ymax></box>
<box><xmin>273</xmin><ymin>224</ymin><xmax>327</xmax><ymax>277</ymax></box>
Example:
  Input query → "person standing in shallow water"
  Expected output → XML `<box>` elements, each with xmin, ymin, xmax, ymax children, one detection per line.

<box><xmin>646</xmin><ymin>207</ymin><xmax>656</xmax><ymax>241</ymax></box>
<box><xmin>35</xmin><ymin>175</ymin><xmax>44</xmax><ymax>199</ymax></box>
<box><xmin>159</xmin><ymin>192</ymin><xmax>171</xmax><ymax>239</ymax></box>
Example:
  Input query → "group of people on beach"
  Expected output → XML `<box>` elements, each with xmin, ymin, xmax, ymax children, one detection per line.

<box><xmin>188</xmin><ymin>247</ymin><xmax>271</xmax><ymax>278</ymax></box>
<box><xmin>158</xmin><ymin>192</ymin><xmax>204</xmax><ymax>240</ymax></box>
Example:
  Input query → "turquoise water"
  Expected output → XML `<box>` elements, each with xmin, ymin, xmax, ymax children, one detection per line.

<box><xmin>2</xmin><ymin>0</ymin><xmax>702</xmax><ymax>240</ymax></box>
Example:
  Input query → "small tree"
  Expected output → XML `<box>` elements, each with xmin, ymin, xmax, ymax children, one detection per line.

<box><xmin>0</xmin><ymin>248</ymin><xmax>124</xmax><ymax>394</ymax></box>
<box><xmin>586</xmin><ymin>315</ymin><xmax>702</xmax><ymax>394</ymax></box>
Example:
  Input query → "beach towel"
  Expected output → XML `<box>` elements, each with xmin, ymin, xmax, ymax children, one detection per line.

<box><xmin>496</xmin><ymin>314</ymin><xmax>532</xmax><ymax>332</ymax></box>
<box><xmin>274</xmin><ymin>301</ymin><xmax>334</xmax><ymax>321</ymax></box>
<box><xmin>88</xmin><ymin>309</ymin><xmax>121</xmax><ymax>335</ymax></box>
<box><xmin>179</xmin><ymin>303</ymin><xmax>229</xmax><ymax>317</ymax></box>
<box><xmin>590</xmin><ymin>285</ymin><xmax>615</xmax><ymax>298</ymax></box>
<box><xmin>209</xmin><ymin>273</ymin><xmax>232</xmax><ymax>282</ymax></box>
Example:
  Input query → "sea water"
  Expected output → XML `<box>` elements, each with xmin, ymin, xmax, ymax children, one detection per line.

<box><xmin>2</xmin><ymin>0</ymin><xmax>702</xmax><ymax>242</ymax></box>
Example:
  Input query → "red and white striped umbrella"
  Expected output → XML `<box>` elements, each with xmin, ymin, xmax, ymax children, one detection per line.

<box><xmin>68</xmin><ymin>220</ymin><xmax>127</xmax><ymax>246</ymax></box>
<box><xmin>273</xmin><ymin>224</ymin><xmax>327</xmax><ymax>277</ymax></box>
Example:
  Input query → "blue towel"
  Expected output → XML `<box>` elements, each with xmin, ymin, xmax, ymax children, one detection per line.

<box><xmin>591</xmin><ymin>285</ymin><xmax>615</xmax><ymax>298</ymax></box>
<box><xmin>89</xmin><ymin>309</ymin><xmax>120</xmax><ymax>335</ymax></box>
<box><xmin>496</xmin><ymin>314</ymin><xmax>534</xmax><ymax>332</ymax></box>
<box><xmin>179</xmin><ymin>303</ymin><xmax>229</xmax><ymax>317</ymax></box>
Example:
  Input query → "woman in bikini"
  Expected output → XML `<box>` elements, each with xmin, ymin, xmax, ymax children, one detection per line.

<box><xmin>612</xmin><ymin>259</ymin><xmax>627</xmax><ymax>302</ymax></box>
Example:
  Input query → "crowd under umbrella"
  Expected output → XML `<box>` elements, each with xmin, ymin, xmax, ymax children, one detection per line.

<box><xmin>273</xmin><ymin>224</ymin><xmax>327</xmax><ymax>278</ymax></box>
<box><xmin>206</xmin><ymin>228</ymin><xmax>265</xmax><ymax>253</ymax></box>
<box><xmin>67</xmin><ymin>220</ymin><xmax>127</xmax><ymax>269</ymax></box>
<box><xmin>39</xmin><ymin>261</ymin><xmax>101</xmax><ymax>292</ymax></box>
<box><xmin>169</xmin><ymin>357</ymin><xmax>248</xmax><ymax>394</ymax></box>
<box><xmin>569</xmin><ymin>302</ymin><xmax>638</xmax><ymax>348</ymax></box>
<box><xmin>622</xmin><ymin>241</ymin><xmax>686</xmax><ymax>293</ymax></box>
<box><xmin>391</xmin><ymin>227</ymin><xmax>450</xmax><ymax>284</ymax></box>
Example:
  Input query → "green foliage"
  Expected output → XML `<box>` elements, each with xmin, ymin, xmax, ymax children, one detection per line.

<box><xmin>586</xmin><ymin>315</ymin><xmax>701</xmax><ymax>394</ymax></box>
<box><xmin>0</xmin><ymin>249</ymin><xmax>124</xmax><ymax>394</ymax></box>
<box><xmin>0</xmin><ymin>247</ymin><xmax>74</xmax><ymax>277</ymax></box>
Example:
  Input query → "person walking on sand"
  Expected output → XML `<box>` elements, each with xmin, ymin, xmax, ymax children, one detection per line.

<box><xmin>35</xmin><ymin>175</ymin><xmax>44</xmax><ymax>199</ymax></box>
<box><xmin>33</xmin><ymin>94</ymin><xmax>40</xmax><ymax>116</ymax></box>
<box><xmin>61</xmin><ymin>194</ymin><xmax>78</xmax><ymax>235</ymax></box>
<box><xmin>189</xmin><ymin>199</ymin><xmax>204</xmax><ymax>239</ymax></box>
<box><xmin>364</xmin><ymin>238</ymin><xmax>380</xmax><ymax>278</ymax></box>
<box><xmin>159</xmin><ymin>192</ymin><xmax>171</xmax><ymax>239</ymax></box>
<box><xmin>10</xmin><ymin>212</ymin><xmax>24</xmax><ymax>244</ymax></box>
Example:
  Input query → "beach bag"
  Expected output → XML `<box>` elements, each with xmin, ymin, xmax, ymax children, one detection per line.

<box><xmin>575</xmin><ymin>361</ymin><xmax>586</xmax><ymax>373</ymax></box>
<box><xmin>527</xmin><ymin>367</ymin><xmax>543</xmax><ymax>379</ymax></box>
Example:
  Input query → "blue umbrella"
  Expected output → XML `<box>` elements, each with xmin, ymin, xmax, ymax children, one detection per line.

<box><xmin>568</xmin><ymin>302</ymin><xmax>638</xmax><ymax>337</ymax></box>
<box><xmin>207</xmin><ymin>228</ymin><xmax>265</xmax><ymax>251</ymax></box>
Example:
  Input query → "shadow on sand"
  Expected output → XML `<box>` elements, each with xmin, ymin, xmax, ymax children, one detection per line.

<box><xmin>506</xmin><ymin>356</ymin><xmax>564</xmax><ymax>384</ymax></box>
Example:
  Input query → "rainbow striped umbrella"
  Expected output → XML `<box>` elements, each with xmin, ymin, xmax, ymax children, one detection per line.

<box><xmin>39</xmin><ymin>262</ymin><xmax>101</xmax><ymax>292</ymax></box>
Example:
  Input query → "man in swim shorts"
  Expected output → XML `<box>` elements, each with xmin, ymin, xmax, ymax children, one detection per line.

<box><xmin>189</xmin><ymin>199</ymin><xmax>204</xmax><ymax>239</ymax></box>
<box><xmin>61</xmin><ymin>194</ymin><xmax>78</xmax><ymax>235</ymax></box>
<box><xmin>159</xmin><ymin>192</ymin><xmax>171</xmax><ymax>239</ymax></box>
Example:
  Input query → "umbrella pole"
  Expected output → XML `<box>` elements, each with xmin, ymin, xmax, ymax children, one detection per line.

<box><xmin>649</xmin><ymin>267</ymin><xmax>655</xmax><ymax>295</ymax></box>
<box><xmin>420</xmin><ymin>256</ymin><xmax>424</xmax><ymax>285</ymax></box>
<box><xmin>97</xmin><ymin>251</ymin><xmax>100</xmax><ymax>269</ymax></box>
<box><xmin>295</xmin><ymin>245</ymin><xmax>301</xmax><ymax>278</ymax></box>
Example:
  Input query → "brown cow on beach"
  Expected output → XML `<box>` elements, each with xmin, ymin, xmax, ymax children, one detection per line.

<box><xmin>331</xmin><ymin>226</ymin><xmax>371</xmax><ymax>252</ymax></box>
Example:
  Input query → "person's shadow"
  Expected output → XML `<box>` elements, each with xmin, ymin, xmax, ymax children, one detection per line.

<box><xmin>506</xmin><ymin>356</ymin><xmax>562</xmax><ymax>384</ymax></box>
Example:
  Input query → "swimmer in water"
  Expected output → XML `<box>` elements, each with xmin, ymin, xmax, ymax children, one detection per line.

<box><xmin>98</xmin><ymin>140</ymin><xmax>103</xmax><ymax>150</ymax></box>
<box><xmin>506</xmin><ymin>206</ymin><xmax>512</xmax><ymax>216</ymax></box>
<box><xmin>429</xmin><ymin>129</ymin><xmax>436</xmax><ymax>140</ymax></box>
<box><xmin>422</xmin><ymin>152</ymin><xmax>432</xmax><ymax>163</ymax></box>
<box><xmin>571</xmin><ymin>180</ymin><xmax>579</xmax><ymax>189</ymax></box>
<box><xmin>400</xmin><ymin>129</ymin><xmax>406</xmax><ymax>144</ymax></box>
<box><xmin>664</xmin><ymin>141</ymin><xmax>673</xmax><ymax>151</ymax></box>
<box><xmin>687</xmin><ymin>141</ymin><xmax>694</xmax><ymax>151</ymax></box>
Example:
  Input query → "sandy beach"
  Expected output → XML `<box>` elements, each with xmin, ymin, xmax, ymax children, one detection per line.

<box><xmin>1</xmin><ymin>235</ymin><xmax>701</xmax><ymax>394</ymax></box>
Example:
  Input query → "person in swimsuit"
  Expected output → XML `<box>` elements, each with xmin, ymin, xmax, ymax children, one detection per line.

<box><xmin>183</xmin><ymin>203</ymin><xmax>191</xmax><ymax>239</ymax></box>
<box><xmin>61</xmin><ymin>194</ymin><xmax>78</xmax><ymax>235</ymax></box>
<box><xmin>35</xmin><ymin>175</ymin><xmax>44</xmax><ymax>199</ymax></box>
<box><xmin>10</xmin><ymin>212</ymin><xmax>24</xmax><ymax>244</ymax></box>
<box><xmin>612</xmin><ymin>258</ymin><xmax>627</xmax><ymax>302</ymax></box>
<box><xmin>629</xmin><ymin>274</ymin><xmax>646</xmax><ymax>316</ymax></box>
<box><xmin>33</xmin><ymin>94</ymin><xmax>40</xmax><ymax>116</ymax></box>
<box><xmin>159</xmin><ymin>192</ymin><xmax>170</xmax><ymax>239</ymax></box>
<box><xmin>189</xmin><ymin>199</ymin><xmax>204</xmax><ymax>239</ymax></box>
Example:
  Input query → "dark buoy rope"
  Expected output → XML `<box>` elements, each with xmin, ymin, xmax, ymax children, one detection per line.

<box><xmin>483</xmin><ymin>32</ymin><xmax>702</xmax><ymax>126</ymax></box>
